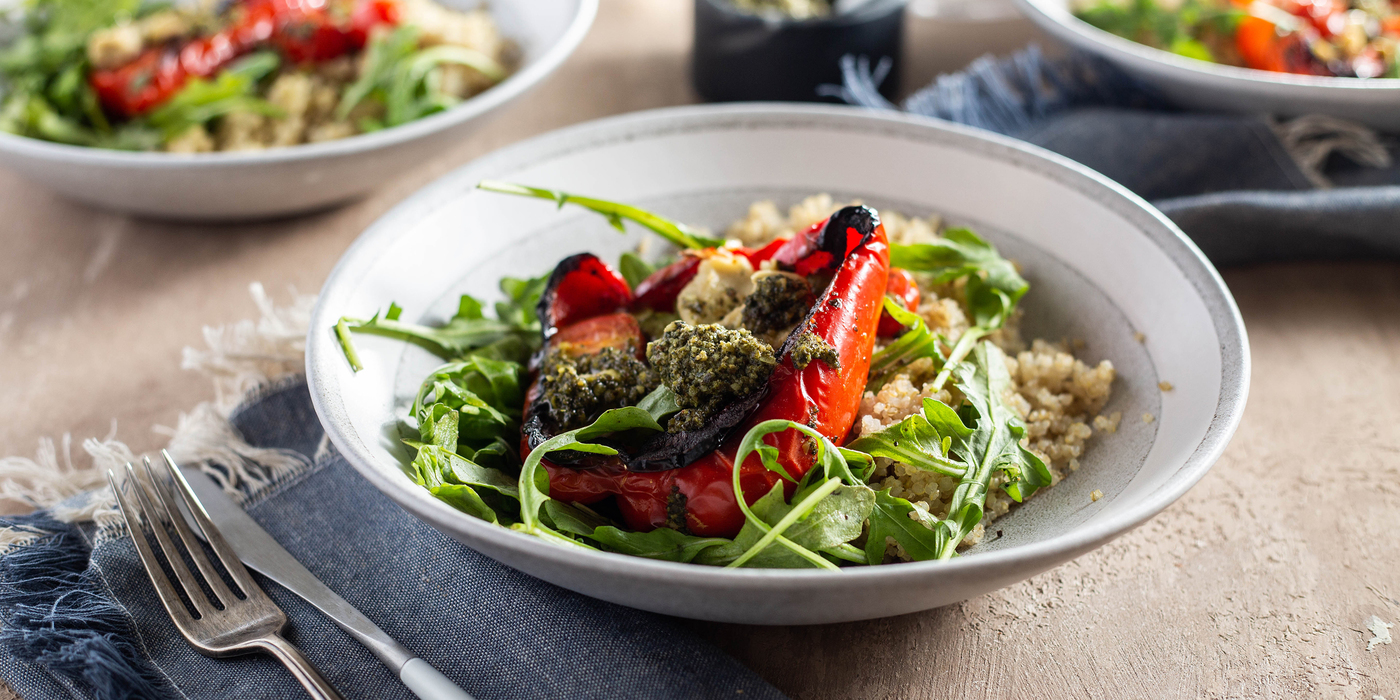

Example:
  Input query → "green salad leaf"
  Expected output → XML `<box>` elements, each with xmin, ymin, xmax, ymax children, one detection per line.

<box><xmin>864</xmin><ymin>490</ymin><xmax>943</xmax><ymax>564</ymax></box>
<box><xmin>845</xmin><ymin>397</ymin><xmax>971</xmax><ymax>478</ymax></box>
<box><xmin>146</xmin><ymin>52</ymin><xmax>283</xmax><ymax>138</ymax></box>
<box><xmin>887</xmin><ymin>228</ymin><xmax>1028</xmax><ymax>393</ymax></box>
<box><xmin>476</xmin><ymin>181</ymin><xmax>727</xmax><ymax>250</ymax></box>
<box><xmin>338</xmin><ymin>25</ymin><xmax>507</xmax><ymax>129</ymax></box>
<box><xmin>694</xmin><ymin>481</ymin><xmax>871</xmax><ymax>569</ymax></box>
<box><xmin>544</xmin><ymin>500</ymin><xmax>729</xmax><ymax>563</ymax></box>
<box><xmin>929</xmin><ymin>341</ymin><xmax>1051</xmax><ymax>559</ymax></box>
<box><xmin>618</xmin><ymin>251</ymin><xmax>654</xmax><ymax>289</ymax></box>
<box><xmin>336</xmin><ymin>274</ymin><xmax>546</xmax><ymax>370</ymax></box>
<box><xmin>867</xmin><ymin>296</ymin><xmax>944</xmax><ymax>390</ymax></box>
<box><xmin>412</xmin><ymin>444</ymin><xmax>520</xmax><ymax>525</ymax></box>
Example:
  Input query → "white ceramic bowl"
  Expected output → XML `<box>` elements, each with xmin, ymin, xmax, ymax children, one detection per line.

<box><xmin>305</xmin><ymin>104</ymin><xmax>1250</xmax><ymax>625</ymax></box>
<box><xmin>0</xmin><ymin>0</ymin><xmax>595</xmax><ymax>220</ymax></box>
<box><xmin>1014</xmin><ymin>0</ymin><xmax>1400</xmax><ymax>131</ymax></box>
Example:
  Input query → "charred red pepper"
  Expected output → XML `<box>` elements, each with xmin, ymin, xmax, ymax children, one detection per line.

<box><xmin>631</xmin><ymin>254</ymin><xmax>703</xmax><ymax>314</ymax></box>
<box><xmin>878</xmin><ymin>268</ymin><xmax>920</xmax><ymax>337</ymax></box>
<box><xmin>535</xmin><ymin>253</ymin><xmax>634</xmax><ymax>338</ymax></box>
<box><xmin>531</xmin><ymin>206</ymin><xmax>890</xmax><ymax>538</ymax></box>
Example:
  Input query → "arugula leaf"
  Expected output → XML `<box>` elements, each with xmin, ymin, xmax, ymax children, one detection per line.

<box><xmin>694</xmin><ymin>482</ymin><xmax>873</xmax><ymax>568</ymax></box>
<box><xmin>890</xmin><ymin>229</ymin><xmax>1027</xmax><ymax>304</ymax></box>
<box><xmin>635</xmin><ymin>384</ymin><xmax>682</xmax><ymax>424</ymax></box>
<box><xmin>476</xmin><ymin>181</ymin><xmax>726</xmax><ymax>250</ymax></box>
<box><xmin>881</xmin><ymin>229</ymin><xmax>1029</xmax><ymax>392</ymax></box>
<box><xmin>412</xmin><ymin>357</ymin><xmax>523</xmax><ymax>423</ymax></box>
<box><xmin>411</xmin><ymin>444</ymin><xmax>520</xmax><ymax>525</ymax></box>
<box><xmin>544</xmin><ymin>499</ymin><xmax>730</xmax><ymax>562</ymax></box>
<box><xmin>845</xmin><ymin>397</ymin><xmax>971</xmax><ymax>478</ymax></box>
<box><xmin>337</xmin><ymin>274</ymin><xmax>547</xmax><ymax>369</ymax></box>
<box><xmin>716</xmin><ymin>420</ymin><xmax>881</xmax><ymax>569</ymax></box>
<box><xmin>867</xmin><ymin>297</ymin><xmax>944</xmax><ymax>390</ymax></box>
<box><xmin>618</xmin><ymin>251</ymin><xmax>654</xmax><ymax>289</ymax></box>
<box><xmin>589</xmin><ymin>526</ymin><xmax>730</xmax><ymax>563</ymax></box>
<box><xmin>337</xmin><ymin>26</ymin><xmax>506</xmax><ymax>127</ymax></box>
<box><xmin>931</xmin><ymin>341</ymin><xmax>1051</xmax><ymax>559</ymax></box>
<box><xmin>145</xmin><ymin>52</ymin><xmax>283</xmax><ymax>138</ymax></box>
<box><xmin>864</xmin><ymin>490</ymin><xmax>943</xmax><ymax>564</ymax></box>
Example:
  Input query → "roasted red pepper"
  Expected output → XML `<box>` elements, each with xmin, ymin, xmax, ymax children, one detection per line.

<box><xmin>878</xmin><ymin>268</ymin><xmax>920</xmax><ymax>337</ymax></box>
<box><xmin>534</xmin><ymin>206</ymin><xmax>890</xmax><ymax>538</ymax></box>
<box><xmin>632</xmin><ymin>254</ymin><xmax>703</xmax><ymax>313</ymax></box>
<box><xmin>90</xmin><ymin>48</ymin><xmax>190</xmax><ymax>117</ymax></box>
<box><xmin>535</xmin><ymin>253</ymin><xmax>634</xmax><ymax>337</ymax></box>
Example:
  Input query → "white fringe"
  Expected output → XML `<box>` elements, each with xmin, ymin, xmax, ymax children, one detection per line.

<box><xmin>182</xmin><ymin>282</ymin><xmax>316</xmax><ymax>413</ymax></box>
<box><xmin>157</xmin><ymin>403</ymin><xmax>309</xmax><ymax>494</ymax></box>
<box><xmin>0</xmin><ymin>283</ymin><xmax>316</xmax><ymax>531</ymax></box>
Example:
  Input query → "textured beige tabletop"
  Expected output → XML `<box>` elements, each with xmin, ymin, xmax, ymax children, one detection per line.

<box><xmin>1</xmin><ymin>2</ymin><xmax>1397</xmax><ymax>698</ymax></box>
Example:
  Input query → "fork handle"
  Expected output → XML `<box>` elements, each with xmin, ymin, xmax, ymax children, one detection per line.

<box><xmin>255</xmin><ymin>634</ymin><xmax>345</xmax><ymax>700</ymax></box>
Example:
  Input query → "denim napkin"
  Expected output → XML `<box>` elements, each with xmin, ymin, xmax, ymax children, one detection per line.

<box><xmin>0</xmin><ymin>379</ymin><xmax>786</xmax><ymax>700</ymax></box>
<box><xmin>832</xmin><ymin>47</ymin><xmax>1400</xmax><ymax>265</ymax></box>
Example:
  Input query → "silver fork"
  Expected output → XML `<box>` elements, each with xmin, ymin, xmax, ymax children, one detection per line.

<box><xmin>107</xmin><ymin>454</ymin><xmax>344</xmax><ymax>700</ymax></box>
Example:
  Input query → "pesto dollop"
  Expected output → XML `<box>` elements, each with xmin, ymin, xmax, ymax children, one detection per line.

<box><xmin>646</xmin><ymin>321</ymin><xmax>776</xmax><ymax>433</ymax></box>
<box><xmin>539</xmin><ymin>344</ymin><xmax>658</xmax><ymax>431</ymax></box>
<box><xmin>790</xmin><ymin>329</ymin><xmax>840</xmax><ymax>371</ymax></box>
<box><xmin>741</xmin><ymin>273</ymin><xmax>811</xmax><ymax>336</ymax></box>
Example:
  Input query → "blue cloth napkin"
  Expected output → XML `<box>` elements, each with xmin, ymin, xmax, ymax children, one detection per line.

<box><xmin>832</xmin><ymin>48</ymin><xmax>1400</xmax><ymax>265</ymax></box>
<box><xmin>0</xmin><ymin>379</ymin><xmax>786</xmax><ymax>700</ymax></box>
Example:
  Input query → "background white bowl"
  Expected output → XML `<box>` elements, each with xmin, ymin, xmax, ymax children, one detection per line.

<box><xmin>305</xmin><ymin>104</ymin><xmax>1250</xmax><ymax>625</ymax></box>
<box><xmin>0</xmin><ymin>0</ymin><xmax>596</xmax><ymax>220</ymax></box>
<box><xmin>1014</xmin><ymin>0</ymin><xmax>1400</xmax><ymax>131</ymax></box>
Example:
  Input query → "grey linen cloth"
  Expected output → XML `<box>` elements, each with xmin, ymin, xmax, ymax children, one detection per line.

<box><xmin>831</xmin><ymin>48</ymin><xmax>1400</xmax><ymax>265</ymax></box>
<box><xmin>0</xmin><ymin>378</ymin><xmax>786</xmax><ymax>700</ymax></box>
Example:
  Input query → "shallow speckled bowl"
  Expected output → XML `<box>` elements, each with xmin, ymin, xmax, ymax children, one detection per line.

<box><xmin>0</xmin><ymin>0</ymin><xmax>595</xmax><ymax>220</ymax></box>
<box><xmin>1014</xmin><ymin>0</ymin><xmax>1400</xmax><ymax>131</ymax></box>
<box><xmin>305</xmin><ymin>104</ymin><xmax>1249</xmax><ymax>625</ymax></box>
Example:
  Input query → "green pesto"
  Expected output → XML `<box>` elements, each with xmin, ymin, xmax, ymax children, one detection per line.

<box><xmin>646</xmin><ymin>321</ymin><xmax>776</xmax><ymax>433</ymax></box>
<box><xmin>665</xmin><ymin>486</ymin><xmax>689</xmax><ymax>533</ymax></box>
<box><xmin>790</xmin><ymin>329</ymin><xmax>840</xmax><ymax>371</ymax></box>
<box><xmin>741</xmin><ymin>273</ymin><xmax>811</xmax><ymax>335</ymax></box>
<box><xmin>539</xmin><ymin>344</ymin><xmax>658</xmax><ymax>431</ymax></box>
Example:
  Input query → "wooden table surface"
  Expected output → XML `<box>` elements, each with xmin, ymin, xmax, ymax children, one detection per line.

<box><xmin>2</xmin><ymin>2</ymin><xmax>1397</xmax><ymax>698</ymax></box>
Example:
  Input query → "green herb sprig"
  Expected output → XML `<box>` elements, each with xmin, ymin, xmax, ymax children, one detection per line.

<box><xmin>476</xmin><ymin>181</ymin><xmax>726</xmax><ymax>250</ymax></box>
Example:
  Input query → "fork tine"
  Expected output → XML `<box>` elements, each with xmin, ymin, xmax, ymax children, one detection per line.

<box><xmin>158</xmin><ymin>450</ymin><xmax>263</xmax><ymax>598</ymax></box>
<box><xmin>124</xmin><ymin>462</ymin><xmax>213</xmax><ymax>616</ymax></box>
<box><xmin>107</xmin><ymin>468</ymin><xmax>199</xmax><ymax>631</ymax></box>
<box><xmin>140</xmin><ymin>456</ymin><xmax>240</xmax><ymax>606</ymax></box>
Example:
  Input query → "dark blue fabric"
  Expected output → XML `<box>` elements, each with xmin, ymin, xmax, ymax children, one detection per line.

<box><xmin>0</xmin><ymin>380</ymin><xmax>786</xmax><ymax>700</ymax></box>
<box><xmin>835</xmin><ymin>48</ymin><xmax>1400</xmax><ymax>266</ymax></box>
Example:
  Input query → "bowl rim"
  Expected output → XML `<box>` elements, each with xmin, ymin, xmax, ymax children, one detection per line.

<box><xmin>1014</xmin><ymin>0</ymin><xmax>1400</xmax><ymax>92</ymax></box>
<box><xmin>306</xmin><ymin>102</ymin><xmax>1251</xmax><ymax>586</ymax></box>
<box><xmin>0</xmin><ymin>0</ymin><xmax>598</xmax><ymax>167</ymax></box>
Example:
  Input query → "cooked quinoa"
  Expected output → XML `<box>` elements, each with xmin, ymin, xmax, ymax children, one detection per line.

<box><xmin>726</xmin><ymin>195</ymin><xmax>1119</xmax><ymax>562</ymax></box>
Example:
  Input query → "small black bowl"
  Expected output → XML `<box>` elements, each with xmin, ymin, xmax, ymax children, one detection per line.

<box><xmin>692</xmin><ymin>0</ymin><xmax>906</xmax><ymax>103</ymax></box>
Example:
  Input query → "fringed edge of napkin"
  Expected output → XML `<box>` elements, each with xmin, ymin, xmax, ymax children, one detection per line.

<box><xmin>0</xmin><ymin>283</ymin><xmax>321</xmax><ymax>700</ymax></box>
<box><xmin>830</xmin><ymin>45</ymin><xmax>1392</xmax><ymax>189</ymax></box>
